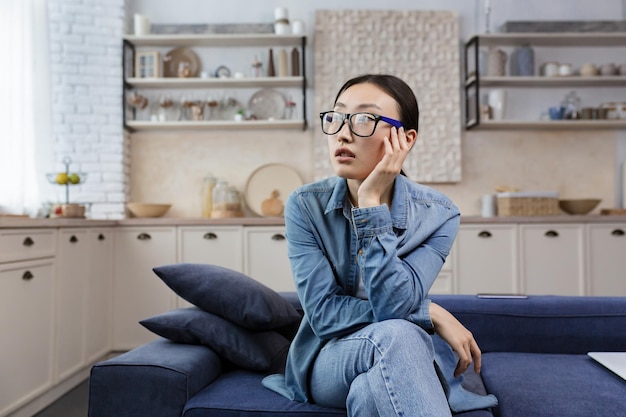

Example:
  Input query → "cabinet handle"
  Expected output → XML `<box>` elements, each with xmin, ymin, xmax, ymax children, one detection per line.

<box><xmin>203</xmin><ymin>232</ymin><xmax>218</xmax><ymax>240</ymax></box>
<box><xmin>545</xmin><ymin>230</ymin><xmax>559</xmax><ymax>238</ymax></box>
<box><xmin>98</xmin><ymin>233</ymin><xmax>105</xmax><ymax>241</ymax></box>
<box><xmin>137</xmin><ymin>233</ymin><xmax>152</xmax><ymax>240</ymax></box>
<box><xmin>611</xmin><ymin>229</ymin><xmax>625</xmax><ymax>236</ymax></box>
<box><xmin>22</xmin><ymin>270</ymin><xmax>34</xmax><ymax>281</ymax></box>
<box><xmin>477</xmin><ymin>230</ymin><xmax>492</xmax><ymax>238</ymax></box>
<box><xmin>271</xmin><ymin>234</ymin><xmax>286</xmax><ymax>241</ymax></box>
<box><xmin>69</xmin><ymin>235</ymin><xmax>78</xmax><ymax>243</ymax></box>
<box><xmin>22</xmin><ymin>237</ymin><xmax>35</xmax><ymax>247</ymax></box>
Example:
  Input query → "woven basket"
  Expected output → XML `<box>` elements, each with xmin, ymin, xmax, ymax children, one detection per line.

<box><xmin>497</xmin><ymin>196</ymin><xmax>560</xmax><ymax>216</ymax></box>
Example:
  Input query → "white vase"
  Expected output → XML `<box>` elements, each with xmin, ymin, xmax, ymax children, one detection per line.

<box><xmin>488</xmin><ymin>89</ymin><xmax>506</xmax><ymax>120</ymax></box>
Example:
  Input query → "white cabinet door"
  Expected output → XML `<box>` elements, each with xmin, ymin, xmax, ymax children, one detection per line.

<box><xmin>113</xmin><ymin>227</ymin><xmax>176</xmax><ymax>350</ymax></box>
<box><xmin>178</xmin><ymin>226</ymin><xmax>243</xmax><ymax>270</ymax></box>
<box><xmin>586</xmin><ymin>223</ymin><xmax>626</xmax><ymax>296</ymax></box>
<box><xmin>85</xmin><ymin>228</ymin><xmax>113</xmax><ymax>362</ymax></box>
<box><xmin>454</xmin><ymin>225</ymin><xmax>519</xmax><ymax>295</ymax></box>
<box><xmin>55</xmin><ymin>229</ymin><xmax>90</xmax><ymax>382</ymax></box>
<box><xmin>520</xmin><ymin>224</ymin><xmax>585</xmax><ymax>295</ymax></box>
<box><xmin>243</xmin><ymin>226</ymin><xmax>294</xmax><ymax>291</ymax></box>
<box><xmin>0</xmin><ymin>259</ymin><xmax>55</xmax><ymax>416</ymax></box>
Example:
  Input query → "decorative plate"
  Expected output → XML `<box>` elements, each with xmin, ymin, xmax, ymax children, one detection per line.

<box><xmin>163</xmin><ymin>47</ymin><xmax>201</xmax><ymax>77</ymax></box>
<box><xmin>245</xmin><ymin>164</ymin><xmax>303</xmax><ymax>217</ymax></box>
<box><xmin>248</xmin><ymin>89</ymin><xmax>286</xmax><ymax>120</ymax></box>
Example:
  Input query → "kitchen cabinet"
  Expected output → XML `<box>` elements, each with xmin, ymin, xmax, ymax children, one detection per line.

<box><xmin>177</xmin><ymin>225</ymin><xmax>244</xmax><ymax>307</ymax></box>
<box><xmin>586</xmin><ymin>223</ymin><xmax>626</xmax><ymax>296</ymax></box>
<box><xmin>519</xmin><ymin>224</ymin><xmax>586</xmax><ymax>295</ymax></box>
<box><xmin>0</xmin><ymin>228</ymin><xmax>56</xmax><ymax>263</ymax></box>
<box><xmin>122</xmin><ymin>34</ymin><xmax>307</xmax><ymax>132</ymax></box>
<box><xmin>243</xmin><ymin>226</ymin><xmax>294</xmax><ymax>291</ymax></box>
<box><xmin>113</xmin><ymin>227</ymin><xmax>177</xmax><ymax>350</ymax></box>
<box><xmin>463</xmin><ymin>32</ymin><xmax>626</xmax><ymax>130</ymax></box>
<box><xmin>55</xmin><ymin>229</ymin><xmax>90</xmax><ymax>382</ymax></box>
<box><xmin>85</xmin><ymin>228</ymin><xmax>114</xmax><ymax>362</ymax></box>
<box><xmin>454</xmin><ymin>224</ymin><xmax>519</xmax><ymax>295</ymax></box>
<box><xmin>0</xmin><ymin>257</ymin><xmax>55</xmax><ymax>417</ymax></box>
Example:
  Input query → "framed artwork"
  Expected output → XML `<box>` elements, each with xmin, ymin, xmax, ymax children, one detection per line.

<box><xmin>135</xmin><ymin>51</ymin><xmax>161</xmax><ymax>78</ymax></box>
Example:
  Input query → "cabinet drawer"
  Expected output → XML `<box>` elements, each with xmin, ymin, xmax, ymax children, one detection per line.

<box><xmin>178</xmin><ymin>226</ymin><xmax>243</xmax><ymax>271</ymax></box>
<box><xmin>0</xmin><ymin>229</ymin><xmax>56</xmax><ymax>263</ymax></box>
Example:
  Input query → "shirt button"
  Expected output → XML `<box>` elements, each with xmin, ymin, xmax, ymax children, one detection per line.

<box><xmin>358</xmin><ymin>249</ymin><xmax>363</xmax><ymax>256</ymax></box>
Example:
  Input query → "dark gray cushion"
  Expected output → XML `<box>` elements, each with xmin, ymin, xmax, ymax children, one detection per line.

<box><xmin>152</xmin><ymin>263</ymin><xmax>301</xmax><ymax>330</ymax></box>
<box><xmin>140</xmin><ymin>307</ymin><xmax>290</xmax><ymax>372</ymax></box>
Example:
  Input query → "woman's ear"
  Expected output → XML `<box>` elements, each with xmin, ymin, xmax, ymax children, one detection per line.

<box><xmin>405</xmin><ymin>129</ymin><xmax>418</xmax><ymax>150</ymax></box>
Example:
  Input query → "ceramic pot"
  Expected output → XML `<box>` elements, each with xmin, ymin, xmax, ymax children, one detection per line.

<box><xmin>579</xmin><ymin>63</ymin><xmax>597</xmax><ymax>77</ymax></box>
<box><xmin>599</xmin><ymin>63</ymin><xmax>617</xmax><ymax>76</ymax></box>
<box><xmin>516</xmin><ymin>44</ymin><xmax>535</xmax><ymax>76</ymax></box>
<box><xmin>487</xmin><ymin>48</ymin><xmax>507</xmax><ymax>76</ymax></box>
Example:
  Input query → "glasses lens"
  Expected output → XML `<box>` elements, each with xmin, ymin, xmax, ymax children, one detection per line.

<box><xmin>321</xmin><ymin>111</ymin><xmax>344</xmax><ymax>134</ymax></box>
<box><xmin>350</xmin><ymin>113</ymin><xmax>377</xmax><ymax>137</ymax></box>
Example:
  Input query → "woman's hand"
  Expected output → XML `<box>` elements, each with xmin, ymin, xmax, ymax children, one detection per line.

<box><xmin>357</xmin><ymin>127</ymin><xmax>411</xmax><ymax>207</ymax></box>
<box><xmin>429</xmin><ymin>302</ymin><xmax>482</xmax><ymax>377</ymax></box>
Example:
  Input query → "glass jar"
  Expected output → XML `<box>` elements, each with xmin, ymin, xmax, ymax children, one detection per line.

<box><xmin>201</xmin><ymin>174</ymin><xmax>216</xmax><ymax>218</ymax></box>
<box><xmin>226</xmin><ymin>186</ymin><xmax>242</xmax><ymax>216</ymax></box>
<box><xmin>211</xmin><ymin>179</ymin><xmax>229</xmax><ymax>218</ymax></box>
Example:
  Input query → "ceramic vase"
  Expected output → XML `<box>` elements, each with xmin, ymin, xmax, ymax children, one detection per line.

<box><xmin>516</xmin><ymin>44</ymin><xmax>535</xmax><ymax>76</ymax></box>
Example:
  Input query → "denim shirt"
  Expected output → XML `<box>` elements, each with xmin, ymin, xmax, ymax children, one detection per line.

<box><xmin>262</xmin><ymin>175</ymin><xmax>460</xmax><ymax>402</ymax></box>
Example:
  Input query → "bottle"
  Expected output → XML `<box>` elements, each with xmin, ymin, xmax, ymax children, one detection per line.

<box><xmin>291</xmin><ymin>48</ymin><xmax>300</xmax><ymax>76</ymax></box>
<box><xmin>277</xmin><ymin>49</ymin><xmax>288</xmax><ymax>77</ymax></box>
<box><xmin>267</xmin><ymin>48</ymin><xmax>276</xmax><ymax>77</ymax></box>
<box><xmin>211</xmin><ymin>179</ymin><xmax>229</xmax><ymax>218</ymax></box>
<box><xmin>201</xmin><ymin>174</ymin><xmax>216</xmax><ymax>218</ymax></box>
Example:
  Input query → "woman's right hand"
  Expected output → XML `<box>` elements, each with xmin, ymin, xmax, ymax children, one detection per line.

<box><xmin>429</xmin><ymin>302</ymin><xmax>482</xmax><ymax>377</ymax></box>
<box><xmin>357</xmin><ymin>126</ymin><xmax>411</xmax><ymax>208</ymax></box>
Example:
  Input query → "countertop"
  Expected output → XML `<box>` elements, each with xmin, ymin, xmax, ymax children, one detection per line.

<box><xmin>1</xmin><ymin>215</ymin><xmax>625</xmax><ymax>229</ymax></box>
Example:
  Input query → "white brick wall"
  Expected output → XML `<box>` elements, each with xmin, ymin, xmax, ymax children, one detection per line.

<box><xmin>48</xmin><ymin>0</ymin><xmax>127</xmax><ymax>219</ymax></box>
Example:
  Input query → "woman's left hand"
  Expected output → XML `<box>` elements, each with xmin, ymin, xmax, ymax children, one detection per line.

<box><xmin>429</xmin><ymin>302</ymin><xmax>482</xmax><ymax>377</ymax></box>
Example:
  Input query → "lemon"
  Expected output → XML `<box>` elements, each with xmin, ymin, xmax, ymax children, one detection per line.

<box><xmin>56</xmin><ymin>173</ymin><xmax>69</xmax><ymax>185</ymax></box>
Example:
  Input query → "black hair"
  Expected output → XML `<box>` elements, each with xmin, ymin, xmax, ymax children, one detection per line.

<box><xmin>333</xmin><ymin>74</ymin><xmax>419</xmax><ymax>133</ymax></box>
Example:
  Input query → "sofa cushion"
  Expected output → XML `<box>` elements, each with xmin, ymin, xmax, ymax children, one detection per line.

<box><xmin>480</xmin><ymin>352</ymin><xmax>626</xmax><ymax>417</ymax></box>
<box><xmin>140</xmin><ymin>307</ymin><xmax>290</xmax><ymax>372</ymax></box>
<box><xmin>89</xmin><ymin>339</ymin><xmax>222</xmax><ymax>417</ymax></box>
<box><xmin>153</xmin><ymin>263</ymin><xmax>302</xmax><ymax>330</ymax></box>
<box><xmin>431</xmin><ymin>295</ymin><xmax>626</xmax><ymax>354</ymax></box>
<box><xmin>182</xmin><ymin>370</ymin><xmax>494</xmax><ymax>417</ymax></box>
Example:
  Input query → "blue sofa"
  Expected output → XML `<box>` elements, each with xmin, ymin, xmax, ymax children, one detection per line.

<box><xmin>88</xmin><ymin>294</ymin><xmax>626</xmax><ymax>417</ymax></box>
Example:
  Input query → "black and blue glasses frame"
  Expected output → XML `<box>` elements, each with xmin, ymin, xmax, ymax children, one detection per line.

<box><xmin>319</xmin><ymin>111</ymin><xmax>404</xmax><ymax>137</ymax></box>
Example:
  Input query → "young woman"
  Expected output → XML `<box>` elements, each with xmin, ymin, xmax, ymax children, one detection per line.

<box><xmin>263</xmin><ymin>74</ymin><xmax>494</xmax><ymax>416</ymax></box>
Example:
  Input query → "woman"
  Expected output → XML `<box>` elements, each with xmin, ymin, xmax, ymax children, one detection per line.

<box><xmin>263</xmin><ymin>74</ymin><xmax>495</xmax><ymax>416</ymax></box>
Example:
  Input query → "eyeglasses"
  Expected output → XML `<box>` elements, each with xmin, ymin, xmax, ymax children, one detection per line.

<box><xmin>319</xmin><ymin>111</ymin><xmax>403</xmax><ymax>137</ymax></box>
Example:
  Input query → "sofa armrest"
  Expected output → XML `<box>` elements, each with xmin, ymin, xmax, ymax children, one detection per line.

<box><xmin>431</xmin><ymin>295</ymin><xmax>626</xmax><ymax>354</ymax></box>
<box><xmin>88</xmin><ymin>338</ymin><xmax>222</xmax><ymax>417</ymax></box>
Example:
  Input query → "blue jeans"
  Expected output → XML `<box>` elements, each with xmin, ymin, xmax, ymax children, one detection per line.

<box><xmin>309</xmin><ymin>319</ymin><xmax>452</xmax><ymax>417</ymax></box>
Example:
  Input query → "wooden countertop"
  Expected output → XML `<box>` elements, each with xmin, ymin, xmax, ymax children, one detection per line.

<box><xmin>1</xmin><ymin>215</ymin><xmax>625</xmax><ymax>229</ymax></box>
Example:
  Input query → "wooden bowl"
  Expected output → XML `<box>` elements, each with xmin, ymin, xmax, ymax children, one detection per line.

<box><xmin>126</xmin><ymin>203</ymin><xmax>171</xmax><ymax>218</ymax></box>
<box><xmin>558</xmin><ymin>199</ymin><xmax>601</xmax><ymax>215</ymax></box>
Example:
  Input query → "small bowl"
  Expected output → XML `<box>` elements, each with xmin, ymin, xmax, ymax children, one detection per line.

<box><xmin>558</xmin><ymin>199</ymin><xmax>601</xmax><ymax>215</ymax></box>
<box><xmin>126</xmin><ymin>203</ymin><xmax>172</xmax><ymax>218</ymax></box>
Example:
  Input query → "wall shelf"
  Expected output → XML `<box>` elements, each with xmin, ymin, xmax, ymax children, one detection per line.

<box><xmin>467</xmin><ymin>119</ymin><xmax>626</xmax><ymax>130</ymax></box>
<box><xmin>125</xmin><ymin>119</ymin><xmax>305</xmax><ymax>132</ymax></box>
<box><xmin>463</xmin><ymin>32</ymin><xmax>626</xmax><ymax>130</ymax></box>
<box><xmin>125</xmin><ymin>76</ymin><xmax>304</xmax><ymax>89</ymax></box>
<box><xmin>123</xmin><ymin>34</ymin><xmax>307</xmax><ymax>131</ymax></box>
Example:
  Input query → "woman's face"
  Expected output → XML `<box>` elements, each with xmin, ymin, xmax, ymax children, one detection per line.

<box><xmin>327</xmin><ymin>82</ymin><xmax>401</xmax><ymax>180</ymax></box>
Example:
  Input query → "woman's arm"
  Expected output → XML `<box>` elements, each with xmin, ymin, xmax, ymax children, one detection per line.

<box><xmin>430</xmin><ymin>302</ymin><xmax>482</xmax><ymax>377</ymax></box>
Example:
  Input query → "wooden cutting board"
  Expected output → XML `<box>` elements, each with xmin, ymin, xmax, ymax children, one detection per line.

<box><xmin>600</xmin><ymin>209</ymin><xmax>626</xmax><ymax>215</ymax></box>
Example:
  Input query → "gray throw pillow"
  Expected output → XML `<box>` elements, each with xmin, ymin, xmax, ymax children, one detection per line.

<box><xmin>152</xmin><ymin>263</ymin><xmax>301</xmax><ymax>330</ymax></box>
<box><xmin>140</xmin><ymin>307</ymin><xmax>290</xmax><ymax>372</ymax></box>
